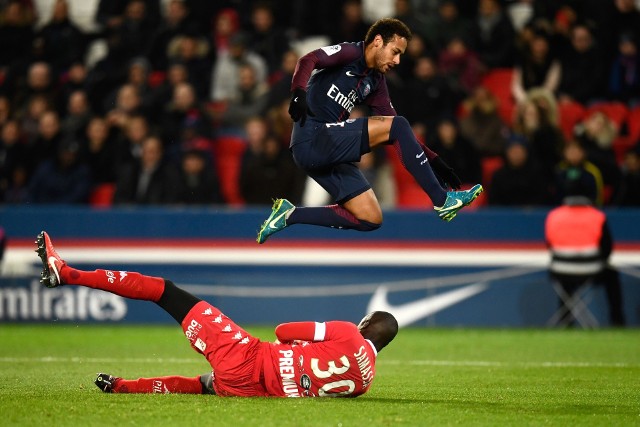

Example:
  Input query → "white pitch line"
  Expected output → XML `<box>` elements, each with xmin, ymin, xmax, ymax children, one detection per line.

<box><xmin>0</xmin><ymin>356</ymin><xmax>635</xmax><ymax>368</ymax></box>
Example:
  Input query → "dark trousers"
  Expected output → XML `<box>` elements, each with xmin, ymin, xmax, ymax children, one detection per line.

<box><xmin>551</xmin><ymin>267</ymin><xmax>626</xmax><ymax>326</ymax></box>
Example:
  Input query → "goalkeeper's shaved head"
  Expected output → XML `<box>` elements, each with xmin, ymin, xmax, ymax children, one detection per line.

<box><xmin>357</xmin><ymin>311</ymin><xmax>398</xmax><ymax>352</ymax></box>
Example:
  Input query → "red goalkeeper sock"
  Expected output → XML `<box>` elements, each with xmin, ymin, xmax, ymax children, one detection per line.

<box><xmin>61</xmin><ymin>267</ymin><xmax>165</xmax><ymax>302</ymax></box>
<box><xmin>113</xmin><ymin>376</ymin><xmax>204</xmax><ymax>394</ymax></box>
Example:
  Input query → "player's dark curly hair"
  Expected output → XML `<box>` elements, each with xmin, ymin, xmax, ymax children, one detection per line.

<box><xmin>364</xmin><ymin>18</ymin><xmax>412</xmax><ymax>46</ymax></box>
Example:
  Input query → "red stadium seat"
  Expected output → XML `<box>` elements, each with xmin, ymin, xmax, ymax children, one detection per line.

<box><xmin>212</xmin><ymin>135</ymin><xmax>247</xmax><ymax>206</ymax></box>
<box><xmin>148</xmin><ymin>71</ymin><xmax>166</xmax><ymax>88</ymax></box>
<box><xmin>612</xmin><ymin>136</ymin><xmax>636</xmax><ymax>164</ymax></box>
<box><xmin>558</xmin><ymin>100</ymin><xmax>586</xmax><ymax>141</ymax></box>
<box><xmin>89</xmin><ymin>183</ymin><xmax>116</xmax><ymax>208</ymax></box>
<box><xmin>627</xmin><ymin>106</ymin><xmax>640</xmax><ymax>142</ymax></box>
<box><xmin>480</xmin><ymin>68</ymin><xmax>516</xmax><ymax>124</ymax></box>
<box><xmin>481</xmin><ymin>156</ymin><xmax>504</xmax><ymax>188</ymax></box>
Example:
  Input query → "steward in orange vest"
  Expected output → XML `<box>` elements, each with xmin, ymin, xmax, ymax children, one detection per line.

<box><xmin>545</xmin><ymin>195</ymin><xmax>625</xmax><ymax>326</ymax></box>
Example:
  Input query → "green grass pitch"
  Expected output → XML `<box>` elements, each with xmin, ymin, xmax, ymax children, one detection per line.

<box><xmin>1</xmin><ymin>325</ymin><xmax>639</xmax><ymax>426</ymax></box>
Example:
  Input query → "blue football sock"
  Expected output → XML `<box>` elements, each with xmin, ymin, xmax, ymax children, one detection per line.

<box><xmin>288</xmin><ymin>205</ymin><xmax>380</xmax><ymax>231</ymax></box>
<box><xmin>389</xmin><ymin>116</ymin><xmax>447</xmax><ymax>206</ymax></box>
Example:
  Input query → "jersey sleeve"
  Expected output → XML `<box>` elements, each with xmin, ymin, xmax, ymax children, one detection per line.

<box><xmin>291</xmin><ymin>43</ymin><xmax>363</xmax><ymax>91</ymax></box>
<box><xmin>275</xmin><ymin>321</ymin><xmax>328</xmax><ymax>342</ymax></box>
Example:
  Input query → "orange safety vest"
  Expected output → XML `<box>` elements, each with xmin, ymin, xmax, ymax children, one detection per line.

<box><xmin>545</xmin><ymin>205</ymin><xmax>606</xmax><ymax>275</ymax></box>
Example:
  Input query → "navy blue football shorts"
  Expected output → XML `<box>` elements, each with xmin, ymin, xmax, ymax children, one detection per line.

<box><xmin>290</xmin><ymin>118</ymin><xmax>371</xmax><ymax>204</ymax></box>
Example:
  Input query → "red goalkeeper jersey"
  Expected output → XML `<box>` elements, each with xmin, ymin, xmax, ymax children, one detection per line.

<box><xmin>262</xmin><ymin>321</ymin><xmax>378</xmax><ymax>397</ymax></box>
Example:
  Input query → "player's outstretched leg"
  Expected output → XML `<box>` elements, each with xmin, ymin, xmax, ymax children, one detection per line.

<box><xmin>433</xmin><ymin>184</ymin><xmax>484</xmax><ymax>222</ymax></box>
<box><xmin>95</xmin><ymin>372</ymin><xmax>213</xmax><ymax>394</ymax></box>
<box><xmin>35</xmin><ymin>231</ymin><xmax>201</xmax><ymax>324</ymax></box>
<box><xmin>35</xmin><ymin>231</ymin><xmax>166</xmax><ymax>301</ymax></box>
<box><xmin>256</xmin><ymin>198</ymin><xmax>295</xmax><ymax>244</ymax></box>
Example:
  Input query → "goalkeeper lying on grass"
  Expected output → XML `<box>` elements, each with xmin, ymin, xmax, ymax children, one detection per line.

<box><xmin>36</xmin><ymin>231</ymin><xmax>397</xmax><ymax>397</ymax></box>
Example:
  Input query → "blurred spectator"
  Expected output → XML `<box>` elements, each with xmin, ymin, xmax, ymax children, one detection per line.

<box><xmin>27</xmin><ymin>138</ymin><xmax>92</xmax><ymax>204</ymax></box>
<box><xmin>614</xmin><ymin>145</ymin><xmax>640</xmax><ymax>206</ymax></box>
<box><xmin>81</xmin><ymin>116</ymin><xmax>117</xmax><ymax>185</ymax></box>
<box><xmin>470</xmin><ymin>0</ymin><xmax>516</xmax><ymax>69</ymax></box>
<box><xmin>3</xmin><ymin>163</ymin><xmax>29</xmax><ymax>203</ymax></box>
<box><xmin>12</xmin><ymin>61</ymin><xmax>58</xmax><ymax>115</ymax></box>
<box><xmin>554</xmin><ymin>140</ymin><xmax>604</xmax><ymax>206</ymax></box>
<box><xmin>428</xmin><ymin>117</ymin><xmax>482</xmax><ymax>185</ymax></box>
<box><xmin>104</xmin><ymin>57</ymin><xmax>154</xmax><ymax>116</ymax></box>
<box><xmin>265</xmin><ymin>98</ymin><xmax>294</xmax><ymax>147</ymax></box>
<box><xmin>488</xmin><ymin>135</ymin><xmax>549</xmax><ymax>206</ymax></box>
<box><xmin>159</xmin><ymin>82</ymin><xmax>211</xmax><ymax>157</ymax></box>
<box><xmin>459</xmin><ymin>86</ymin><xmax>508</xmax><ymax>157</ymax></box>
<box><xmin>18</xmin><ymin>94</ymin><xmax>51</xmax><ymax>144</ymax></box>
<box><xmin>361</xmin><ymin>0</ymin><xmax>395</xmax><ymax>24</ymax></box>
<box><xmin>27</xmin><ymin>110</ymin><xmax>63</xmax><ymax>171</ymax></box>
<box><xmin>608</xmin><ymin>33</ymin><xmax>640</xmax><ymax>105</ymax></box>
<box><xmin>60</xmin><ymin>89</ymin><xmax>92</xmax><ymax>140</ymax></box>
<box><xmin>105</xmin><ymin>83</ymin><xmax>145</xmax><ymax>134</ymax></box>
<box><xmin>402</xmin><ymin>56</ymin><xmax>456</xmax><ymax>129</ymax></box>
<box><xmin>437</xmin><ymin>37</ymin><xmax>484</xmax><ymax>101</ymax></box>
<box><xmin>85</xmin><ymin>32</ymin><xmax>133</xmax><ymax>114</ymax></box>
<box><xmin>95</xmin><ymin>0</ymin><xmax>161</xmax><ymax>31</ymax></box>
<box><xmin>557</xmin><ymin>23</ymin><xmax>606</xmax><ymax>105</ymax></box>
<box><xmin>58</xmin><ymin>61</ymin><xmax>89</xmax><ymax>114</ymax></box>
<box><xmin>114</xmin><ymin>114</ymin><xmax>149</xmax><ymax>169</ymax></box>
<box><xmin>422</xmin><ymin>0</ymin><xmax>472</xmax><ymax>52</ymax></box>
<box><xmin>240</xmin><ymin>126</ymin><xmax>304</xmax><ymax>205</ymax></box>
<box><xmin>573</xmin><ymin>111</ymin><xmax>621</xmax><ymax>193</ymax></box>
<box><xmin>147</xmin><ymin>0</ymin><xmax>196</xmax><ymax>71</ymax></box>
<box><xmin>113</xmin><ymin>134</ymin><xmax>180</xmax><ymax>205</ymax></box>
<box><xmin>265</xmin><ymin>49</ymin><xmax>298</xmax><ymax>112</ymax></box>
<box><xmin>96</xmin><ymin>0</ymin><xmax>159</xmax><ymax>61</ymax></box>
<box><xmin>176</xmin><ymin>148</ymin><xmax>222</xmax><ymax>205</ymax></box>
<box><xmin>38</xmin><ymin>0</ymin><xmax>86</xmax><ymax>74</ymax></box>
<box><xmin>599</xmin><ymin>0</ymin><xmax>640</xmax><ymax>66</ymax></box>
<box><xmin>393</xmin><ymin>0</ymin><xmax>429</xmax><ymax>43</ymax></box>
<box><xmin>0</xmin><ymin>119</ymin><xmax>29</xmax><ymax>199</ymax></box>
<box><xmin>328</xmin><ymin>0</ymin><xmax>370</xmax><ymax>45</ymax></box>
<box><xmin>210</xmin><ymin>31</ymin><xmax>267</xmax><ymax>104</ymax></box>
<box><xmin>215</xmin><ymin>62</ymin><xmax>269</xmax><ymax>131</ymax></box>
<box><xmin>147</xmin><ymin>61</ymin><xmax>188</xmax><ymax>121</ymax></box>
<box><xmin>512</xmin><ymin>31</ymin><xmax>561</xmax><ymax>104</ymax></box>
<box><xmin>210</xmin><ymin>7</ymin><xmax>240</xmax><ymax>56</ymax></box>
<box><xmin>247</xmin><ymin>2</ymin><xmax>290</xmax><ymax>75</ymax></box>
<box><xmin>513</xmin><ymin>97</ymin><xmax>564</xmax><ymax>182</ymax></box>
<box><xmin>393</xmin><ymin>33</ymin><xmax>430</xmax><ymax>81</ymax></box>
<box><xmin>289</xmin><ymin>0</ymin><xmax>345</xmax><ymax>39</ymax></box>
<box><xmin>0</xmin><ymin>0</ymin><xmax>35</xmax><ymax>70</ymax></box>
<box><xmin>506</xmin><ymin>0</ymin><xmax>534</xmax><ymax>32</ymax></box>
<box><xmin>166</xmin><ymin>33</ymin><xmax>212</xmax><ymax>100</ymax></box>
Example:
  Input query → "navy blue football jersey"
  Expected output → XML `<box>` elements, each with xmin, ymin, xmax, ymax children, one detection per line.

<box><xmin>291</xmin><ymin>42</ymin><xmax>397</xmax><ymax>123</ymax></box>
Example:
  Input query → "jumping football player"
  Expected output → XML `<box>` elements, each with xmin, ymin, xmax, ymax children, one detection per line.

<box><xmin>36</xmin><ymin>231</ymin><xmax>398</xmax><ymax>397</ymax></box>
<box><xmin>257</xmin><ymin>18</ymin><xmax>482</xmax><ymax>243</ymax></box>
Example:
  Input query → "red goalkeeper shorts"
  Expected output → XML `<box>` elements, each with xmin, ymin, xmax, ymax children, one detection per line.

<box><xmin>181</xmin><ymin>301</ymin><xmax>269</xmax><ymax>397</ymax></box>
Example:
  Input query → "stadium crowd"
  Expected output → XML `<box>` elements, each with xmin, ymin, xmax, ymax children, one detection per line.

<box><xmin>0</xmin><ymin>0</ymin><xmax>639</xmax><ymax>208</ymax></box>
